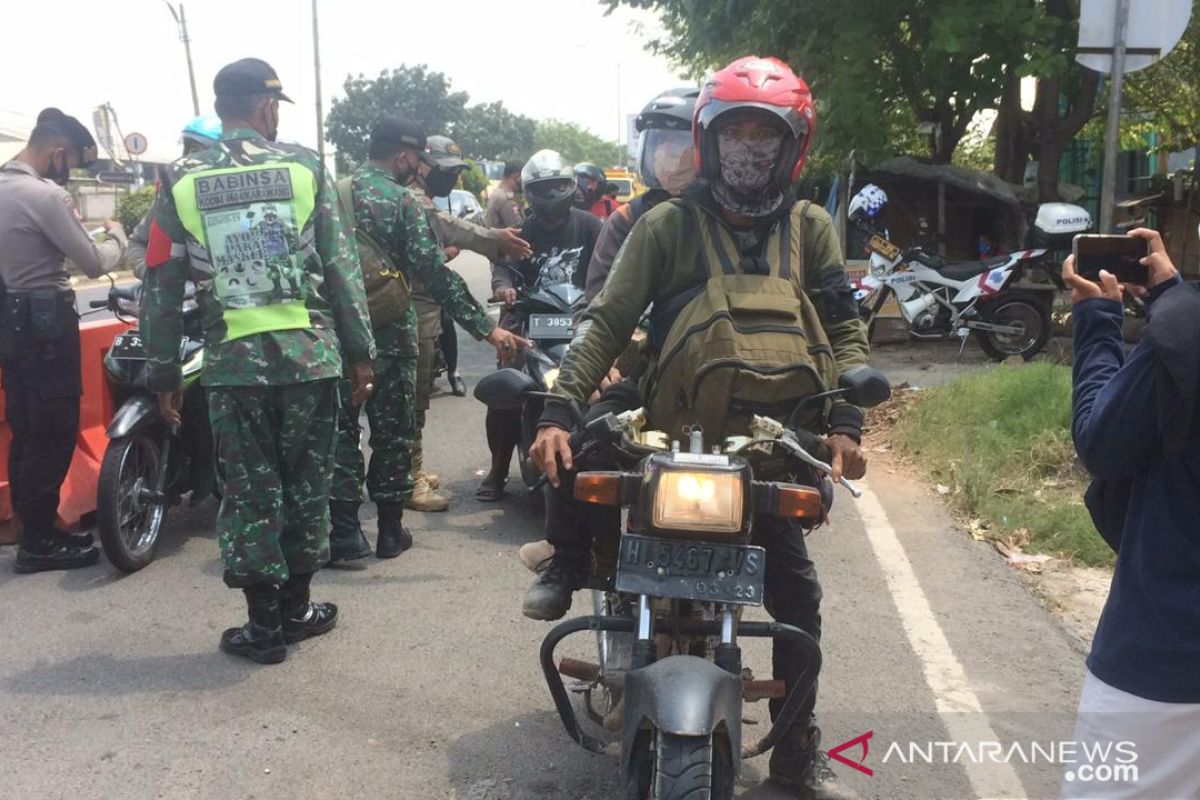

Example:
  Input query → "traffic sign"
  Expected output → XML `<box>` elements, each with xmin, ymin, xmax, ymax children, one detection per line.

<box><xmin>1076</xmin><ymin>0</ymin><xmax>1192</xmax><ymax>74</ymax></box>
<box><xmin>123</xmin><ymin>132</ymin><xmax>148</xmax><ymax>157</ymax></box>
<box><xmin>97</xmin><ymin>171</ymin><xmax>137</xmax><ymax>185</ymax></box>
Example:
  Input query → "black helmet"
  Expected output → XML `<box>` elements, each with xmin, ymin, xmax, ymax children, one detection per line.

<box><xmin>522</xmin><ymin>150</ymin><xmax>577</xmax><ymax>222</ymax></box>
<box><xmin>635</xmin><ymin>87</ymin><xmax>700</xmax><ymax>194</ymax></box>
<box><xmin>635</xmin><ymin>87</ymin><xmax>700</xmax><ymax>133</ymax></box>
<box><xmin>573</xmin><ymin>162</ymin><xmax>606</xmax><ymax>207</ymax></box>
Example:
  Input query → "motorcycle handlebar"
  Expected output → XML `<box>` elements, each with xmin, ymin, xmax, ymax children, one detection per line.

<box><xmin>89</xmin><ymin>299</ymin><xmax>109</xmax><ymax>309</ymax></box>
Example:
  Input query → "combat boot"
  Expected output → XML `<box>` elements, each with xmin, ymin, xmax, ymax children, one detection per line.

<box><xmin>769</xmin><ymin>725</ymin><xmax>861</xmax><ymax>800</ymax></box>
<box><xmin>406</xmin><ymin>474</ymin><xmax>450</xmax><ymax>512</ymax></box>
<box><xmin>423</xmin><ymin>472</ymin><xmax>441</xmax><ymax>490</ymax></box>
<box><xmin>280</xmin><ymin>572</ymin><xmax>338</xmax><ymax>644</ymax></box>
<box><xmin>522</xmin><ymin>555</ymin><xmax>586</xmax><ymax>621</ymax></box>
<box><xmin>327</xmin><ymin>500</ymin><xmax>371</xmax><ymax>563</ymax></box>
<box><xmin>376</xmin><ymin>502</ymin><xmax>413</xmax><ymax>559</ymax></box>
<box><xmin>13</xmin><ymin>537</ymin><xmax>100</xmax><ymax>574</ymax></box>
<box><xmin>220</xmin><ymin>584</ymin><xmax>287</xmax><ymax>664</ymax></box>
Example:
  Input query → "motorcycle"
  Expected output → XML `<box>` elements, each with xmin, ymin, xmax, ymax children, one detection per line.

<box><xmin>475</xmin><ymin>364</ymin><xmax>891</xmax><ymax>799</ymax></box>
<box><xmin>849</xmin><ymin>187</ymin><xmax>1091</xmax><ymax>360</ymax></box>
<box><xmin>93</xmin><ymin>283</ymin><xmax>215</xmax><ymax>572</ymax></box>
<box><xmin>494</xmin><ymin>258</ymin><xmax>583</xmax><ymax>488</ymax></box>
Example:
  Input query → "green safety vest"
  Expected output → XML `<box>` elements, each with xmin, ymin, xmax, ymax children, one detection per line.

<box><xmin>172</xmin><ymin>161</ymin><xmax>315</xmax><ymax>341</ymax></box>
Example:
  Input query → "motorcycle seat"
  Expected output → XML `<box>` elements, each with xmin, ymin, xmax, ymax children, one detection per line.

<box><xmin>934</xmin><ymin>256</ymin><xmax>1010</xmax><ymax>281</ymax></box>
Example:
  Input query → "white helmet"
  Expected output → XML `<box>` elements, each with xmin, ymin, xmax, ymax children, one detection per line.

<box><xmin>522</xmin><ymin>149</ymin><xmax>577</xmax><ymax>220</ymax></box>
<box><xmin>848</xmin><ymin>184</ymin><xmax>888</xmax><ymax>221</ymax></box>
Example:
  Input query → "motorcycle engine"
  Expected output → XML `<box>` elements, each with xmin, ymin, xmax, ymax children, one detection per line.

<box><xmin>912</xmin><ymin>310</ymin><xmax>939</xmax><ymax>332</ymax></box>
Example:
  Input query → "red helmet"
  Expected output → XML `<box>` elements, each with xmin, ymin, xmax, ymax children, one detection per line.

<box><xmin>693</xmin><ymin>56</ymin><xmax>817</xmax><ymax>189</ymax></box>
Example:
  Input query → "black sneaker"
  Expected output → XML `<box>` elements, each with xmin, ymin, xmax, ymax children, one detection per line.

<box><xmin>522</xmin><ymin>558</ymin><xmax>585</xmax><ymax>621</ymax></box>
<box><xmin>14</xmin><ymin>541</ymin><xmax>100</xmax><ymax>574</ymax></box>
<box><xmin>769</xmin><ymin>727</ymin><xmax>860</xmax><ymax>800</ymax></box>
<box><xmin>282</xmin><ymin>601</ymin><xmax>339</xmax><ymax>644</ymax></box>
<box><xmin>221</xmin><ymin>585</ymin><xmax>287</xmax><ymax>665</ymax></box>
<box><xmin>220</xmin><ymin>623</ymin><xmax>287</xmax><ymax>664</ymax></box>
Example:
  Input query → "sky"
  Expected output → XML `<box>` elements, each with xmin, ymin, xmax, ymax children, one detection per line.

<box><xmin>1</xmin><ymin>0</ymin><xmax>693</xmax><ymax>163</ymax></box>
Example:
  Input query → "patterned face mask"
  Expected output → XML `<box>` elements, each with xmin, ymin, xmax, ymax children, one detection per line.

<box><xmin>713</xmin><ymin>125</ymin><xmax>786</xmax><ymax>218</ymax></box>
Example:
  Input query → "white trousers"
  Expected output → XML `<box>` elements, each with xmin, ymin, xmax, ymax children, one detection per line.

<box><xmin>1060</xmin><ymin>669</ymin><xmax>1200</xmax><ymax>800</ymax></box>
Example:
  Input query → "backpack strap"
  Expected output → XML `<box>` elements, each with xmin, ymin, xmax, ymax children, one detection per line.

<box><xmin>776</xmin><ymin>200</ymin><xmax>809</xmax><ymax>283</ymax></box>
<box><xmin>694</xmin><ymin>205</ymin><xmax>739</xmax><ymax>278</ymax></box>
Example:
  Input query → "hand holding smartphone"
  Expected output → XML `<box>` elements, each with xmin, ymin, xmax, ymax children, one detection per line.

<box><xmin>1072</xmin><ymin>234</ymin><xmax>1149</xmax><ymax>284</ymax></box>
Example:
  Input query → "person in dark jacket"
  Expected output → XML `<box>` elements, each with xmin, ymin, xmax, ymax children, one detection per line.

<box><xmin>1061</xmin><ymin>227</ymin><xmax>1200</xmax><ymax>800</ymax></box>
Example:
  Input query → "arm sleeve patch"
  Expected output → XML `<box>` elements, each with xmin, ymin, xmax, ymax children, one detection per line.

<box><xmin>145</xmin><ymin>220</ymin><xmax>175</xmax><ymax>269</ymax></box>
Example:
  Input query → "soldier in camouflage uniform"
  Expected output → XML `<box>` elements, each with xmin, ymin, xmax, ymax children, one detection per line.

<box><xmin>406</xmin><ymin>134</ymin><xmax>532</xmax><ymax>512</ymax></box>
<box><xmin>328</xmin><ymin>116</ymin><xmax>526</xmax><ymax>559</ymax></box>
<box><xmin>141</xmin><ymin>59</ymin><xmax>376</xmax><ymax>664</ymax></box>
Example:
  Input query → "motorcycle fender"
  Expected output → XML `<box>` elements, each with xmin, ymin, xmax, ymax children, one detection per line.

<box><xmin>621</xmin><ymin>655</ymin><xmax>744</xmax><ymax>776</ymax></box>
<box><xmin>107</xmin><ymin>394</ymin><xmax>162</xmax><ymax>439</ymax></box>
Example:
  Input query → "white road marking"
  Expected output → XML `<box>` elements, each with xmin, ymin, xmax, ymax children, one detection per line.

<box><xmin>856</xmin><ymin>481</ymin><xmax>1028</xmax><ymax>800</ymax></box>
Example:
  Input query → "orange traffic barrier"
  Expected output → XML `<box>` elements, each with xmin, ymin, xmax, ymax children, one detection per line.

<box><xmin>0</xmin><ymin>317</ymin><xmax>133</xmax><ymax>544</ymax></box>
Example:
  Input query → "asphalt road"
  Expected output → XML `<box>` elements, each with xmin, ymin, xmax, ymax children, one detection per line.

<box><xmin>0</xmin><ymin>253</ymin><xmax>1089</xmax><ymax>799</ymax></box>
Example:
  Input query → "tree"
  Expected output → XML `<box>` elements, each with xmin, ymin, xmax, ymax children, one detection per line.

<box><xmin>608</xmin><ymin>0</ymin><xmax>1046</xmax><ymax>167</ymax></box>
<box><xmin>459</xmin><ymin>159</ymin><xmax>488</xmax><ymax>197</ymax></box>
<box><xmin>1116</xmin><ymin>12</ymin><xmax>1200</xmax><ymax>156</ymax></box>
<box><xmin>533</xmin><ymin>119</ymin><xmax>625</xmax><ymax>167</ymax></box>
<box><xmin>326</xmin><ymin>65</ymin><xmax>469</xmax><ymax>170</ymax></box>
<box><xmin>452</xmin><ymin>101</ymin><xmax>538</xmax><ymax>162</ymax></box>
<box><xmin>116</xmin><ymin>186</ymin><xmax>156</xmax><ymax>235</ymax></box>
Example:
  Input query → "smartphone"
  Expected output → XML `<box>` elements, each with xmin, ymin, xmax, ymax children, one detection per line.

<box><xmin>1072</xmin><ymin>234</ymin><xmax>1149</xmax><ymax>283</ymax></box>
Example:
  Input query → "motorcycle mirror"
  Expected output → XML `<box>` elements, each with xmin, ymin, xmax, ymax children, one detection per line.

<box><xmin>838</xmin><ymin>366</ymin><xmax>892</xmax><ymax>408</ymax></box>
<box><xmin>473</xmin><ymin>368</ymin><xmax>538</xmax><ymax>410</ymax></box>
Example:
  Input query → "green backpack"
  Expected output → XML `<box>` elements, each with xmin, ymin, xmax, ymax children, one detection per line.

<box><xmin>336</xmin><ymin>176</ymin><xmax>411</xmax><ymax>329</ymax></box>
<box><xmin>645</xmin><ymin>200</ymin><xmax>840</xmax><ymax>442</ymax></box>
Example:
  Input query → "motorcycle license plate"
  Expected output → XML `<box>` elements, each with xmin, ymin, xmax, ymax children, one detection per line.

<box><xmin>527</xmin><ymin>314</ymin><xmax>574</xmax><ymax>340</ymax></box>
<box><xmin>616</xmin><ymin>534</ymin><xmax>765</xmax><ymax>606</ymax></box>
<box><xmin>109</xmin><ymin>332</ymin><xmax>189</xmax><ymax>361</ymax></box>
<box><xmin>108</xmin><ymin>332</ymin><xmax>146</xmax><ymax>360</ymax></box>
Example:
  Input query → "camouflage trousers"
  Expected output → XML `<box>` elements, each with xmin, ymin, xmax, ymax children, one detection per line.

<box><xmin>412</xmin><ymin>333</ymin><xmax>439</xmax><ymax>475</ymax></box>
<box><xmin>331</xmin><ymin>307</ymin><xmax>420</xmax><ymax>505</ymax></box>
<box><xmin>209</xmin><ymin>379</ymin><xmax>339</xmax><ymax>588</ymax></box>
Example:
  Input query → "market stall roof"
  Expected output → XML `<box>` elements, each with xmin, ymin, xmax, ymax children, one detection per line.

<box><xmin>873</xmin><ymin>156</ymin><xmax>1023</xmax><ymax>211</ymax></box>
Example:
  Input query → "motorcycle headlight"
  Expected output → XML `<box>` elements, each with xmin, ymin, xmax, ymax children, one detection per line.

<box><xmin>653</xmin><ymin>471</ymin><xmax>744</xmax><ymax>534</ymax></box>
<box><xmin>542</xmin><ymin>367</ymin><xmax>560</xmax><ymax>390</ymax></box>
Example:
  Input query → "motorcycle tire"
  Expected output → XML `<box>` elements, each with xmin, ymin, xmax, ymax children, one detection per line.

<box><xmin>975</xmin><ymin>291</ymin><xmax>1051</xmax><ymax>362</ymax></box>
<box><xmin>98</xmin><ymin>430</ymin><xmax>169</xmax><ymax>573</ymax></box>
<box><xmin>649</xmin><ymin>732</ymin><xmax>734</xmax><ymax>800</ymax></box>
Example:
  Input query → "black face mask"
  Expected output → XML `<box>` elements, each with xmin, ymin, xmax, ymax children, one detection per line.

<box><xmin>426</xmin><ymin>167</ymin><xmax>459</xmax><ymax>199</ymax></box>
<box><xmin>46</xmin><ymin>152</ymin><xmax>70</xmax><ymax>186</ymax></box>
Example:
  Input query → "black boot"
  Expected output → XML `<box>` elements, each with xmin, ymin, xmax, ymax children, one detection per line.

<box><xmin>220</xmin><ymin>584</ymin><xmax>288</xmax><ymax>664</ymax></box>
<box><xmin>522</xmin><ymin>556</ymin><xmax>586</xmax><ymax>621</ymax></box>
<box><xmin>328</xmin><ymin>500</ymin><xmax>371</xmax><ymax>564</ymax></box>
<box><xmin>280</xmin><ymin>572</ymin><xmax>338</xmax><ymax>644</ymax></box>
<box><xmin>375</xmin><ymin>503</ymin><xmax>412</xmax><ymax>559</ymax></box>
<box><xmin>14</xmin><ymin>535</ymin><xmax>100</xmax><ymax>574</ymax></box>
<box><xmin>53</xmin><ymin>528</ymin><xmax>94</xmax><ymax>549</ymax></box>
<box><xmin>769</xmin><ymin>725</ymin><xmax>860</xmax><ymax>800</ymax></box>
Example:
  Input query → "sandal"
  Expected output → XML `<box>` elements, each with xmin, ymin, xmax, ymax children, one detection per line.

<box><xmin>475</xmin><ymin>477</ymin><xmax>508</xmax><ymax>502</ymax></box>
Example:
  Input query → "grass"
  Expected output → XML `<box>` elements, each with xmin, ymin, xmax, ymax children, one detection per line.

<box><xmin>891</xmin><ymin>362</ymin><xmax>1114</xmax><ymax>567</ymax></box>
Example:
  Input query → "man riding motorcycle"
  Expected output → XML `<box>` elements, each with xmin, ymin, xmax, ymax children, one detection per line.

<box><xmin>477</xmin><ymin>150</ymin><xmax>601</xmax><ymax>501</ymax></box>
<box><xmin>573</xmin><ymin>162</ymin><xmax>616</xmax><ymax>220</ymax></box>
<box><xmin>528</xmin><ymin>56</ymin><xmax>869</xmax><ymax>799</ymax></box>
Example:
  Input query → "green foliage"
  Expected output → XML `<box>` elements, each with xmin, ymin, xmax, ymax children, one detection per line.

<box><xmin>534</xmin><ymin>119</ymin><xmax>625</xmax><ymax>167</ymax></box>
<box><xmin>326</xmin><ymin>63</ymin><xmax>624</xmax><ymax>173</ymax></box>
<box><xmin>326</xmin><ymin>65</ymin><xmax>469</xmax><ymax>171</ymax></box>
<box><xmin>893</xmin><ymin>363</ymin><xmax>1111</xmax><ymax>567</ymax></box>
<box><xmin>459</xmin><ymin>159</ymin><xmax>488</xmax><ymax>197</ymax></box>
<box><xmin>452</xmin><ymin>101</ymin><xmax>538</xmax><ymax>162</ymax></box>
<box><xmin>116</xmin><ymin>186</ymin><xmax>156</xmax><ymax>236</ymax></box>
<box><xmin>608</xmin><ymin>0</ymin><xmax>1053</xmax><ymax>166</ymax></box>
<box><xmin>1110</xmin><ymin>13</ymin><xmax>1200</xmax><ymax>155</ymax></box>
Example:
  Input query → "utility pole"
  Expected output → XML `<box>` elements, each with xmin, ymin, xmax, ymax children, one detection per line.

<box><xmin>1099</xmin><ymin>0</ymin><xmax>1131</xmax><ymax>233</ymax></box>
<box><xmin>164</xmin><ymin>2</ymin><xmax>200</xmax><ymax>117</ymax></box>
<box><xmin>312</xmin><ymin>0</ymin><xmax>326</xmax><ymax>166</ymax></box>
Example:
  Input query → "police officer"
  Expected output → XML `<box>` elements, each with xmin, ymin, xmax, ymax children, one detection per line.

<box><xmin>0</xmin><ymin>108</ymin><xmax>127</xmax><ymax>573</ymax></box>
<box><xmin>405</xmin><ymin>134</ymin><xmax>531</xmax><ymax>512</ymax></box>
<box><xmin>141</xmin><ymin>58</ymin><xmax>376</xmax><ymax>664</ymax></box>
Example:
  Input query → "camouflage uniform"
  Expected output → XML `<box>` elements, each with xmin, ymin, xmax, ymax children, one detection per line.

<box><xmin>329</xmin><ymin>165</ymin><xmax>493</xmax><ymax>504</ymax></box>
<box><xmin>141</xmin><ymin>128</ymin><xmax>375</xmax><ymax>588</ymax></box>
<box><xmin>408</xmin><ymin>185</ymin><xmax>507</xmax><ymax>475</ymax></box>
